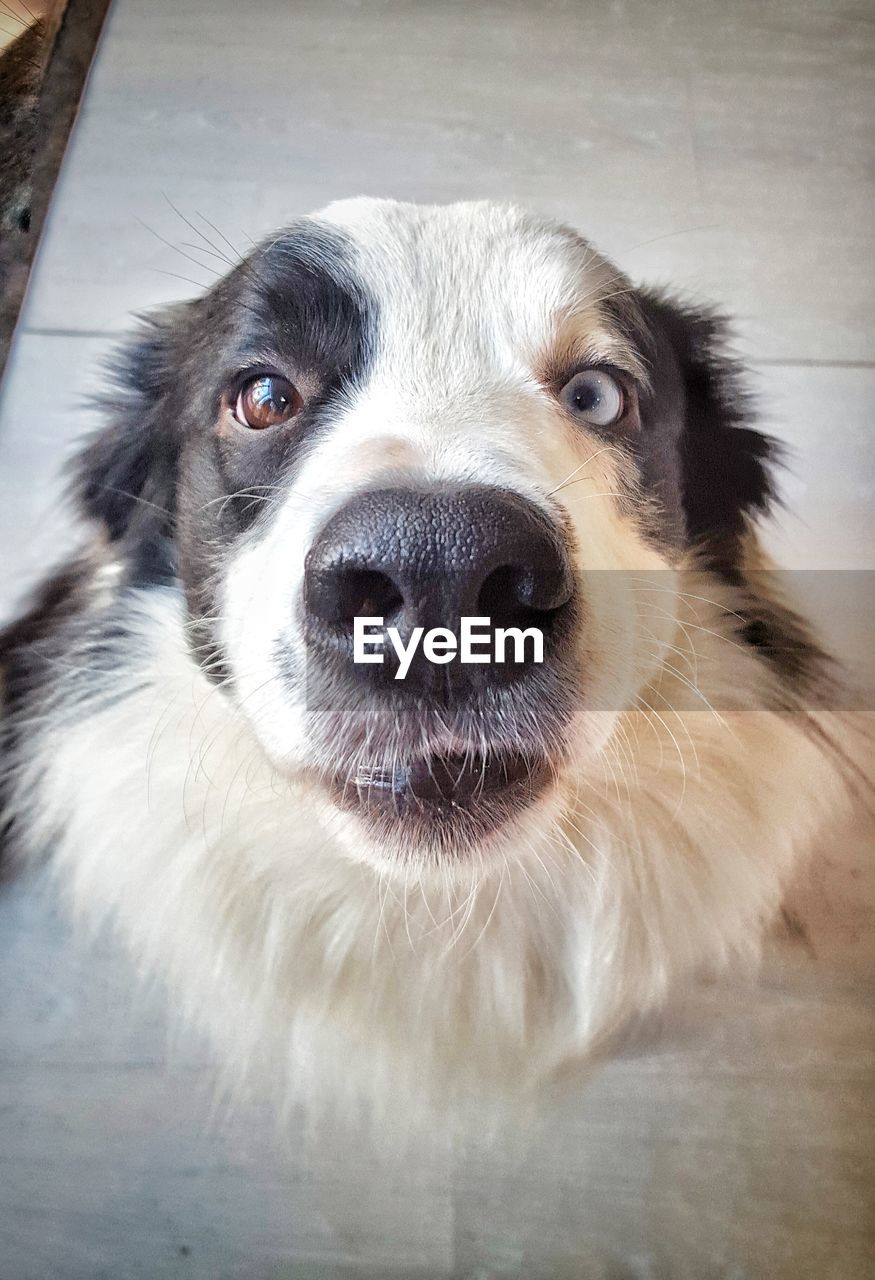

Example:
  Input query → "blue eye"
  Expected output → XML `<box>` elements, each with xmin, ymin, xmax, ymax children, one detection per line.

<box><xmin>561</xmin><ymin>369</ymin><xmax>624</xmax><ymax>427</ymax></box>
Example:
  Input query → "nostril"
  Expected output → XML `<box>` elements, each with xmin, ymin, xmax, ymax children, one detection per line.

<box><xmin>476</xmin><ymin>562</ymin><xmax>571</xmax><ymax>630</ymax></box>
<box><xmin>477</xmin><ymin>565</ymin><xmax>533</xmax><ymax>627</ymax></box>
<box><xmin>333</xmin><ymin>567</ymin><xmax>404</xmax><ymax>627</ymax></box>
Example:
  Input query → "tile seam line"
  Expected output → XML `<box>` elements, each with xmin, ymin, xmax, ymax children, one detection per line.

<box><xmin>13</xmin><ymin>330</ymin><xmax>875</xmax><ymax>371</ymax></box>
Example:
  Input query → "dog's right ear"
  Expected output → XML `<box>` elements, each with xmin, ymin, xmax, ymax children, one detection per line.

<box><xmin>73</xmin><ymin>303</ymin><xmax>193</xmax><ymax>543</ymax></box>
<box><xmin>629</xmin><ymin>290</ymin><xmax>778</xmax><ymax>576</ymax></box>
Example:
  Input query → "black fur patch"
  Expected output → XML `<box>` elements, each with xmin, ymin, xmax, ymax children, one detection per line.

<box><xmin>737</xmin><ymin>594</ymin><xmax>835</xmax><ymax>702</ymax></box>
<box><xmin>0</xmin><ymin>558</ymin><xmax>94</xmax><ymax>869</ymax></box>
<box><xmin>601</xmin><ymin>291</ymin><xmax>831</xmax><ymax>689</ymax></box>
<box><xmin>608</xmin><ymin>290</ymin><xmax>778</xmax><ymax>577</ymax></box>
<box><xmin>72</xmin><ymin>222</ymin><xmax>377</xmax><ymax>671</ymax></box>
<box><xmin>0</xmin><ymin>558</ymin><xmax>94</xmax><ymax>715</ymax></box>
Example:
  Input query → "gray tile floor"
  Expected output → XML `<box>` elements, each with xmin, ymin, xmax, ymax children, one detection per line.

<box><xmin>0</xmin><ymin>1</ymin><xmax>873</xmax><ymax>1276</ymax></box>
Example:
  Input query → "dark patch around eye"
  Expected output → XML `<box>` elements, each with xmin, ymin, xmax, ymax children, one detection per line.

<box><xmin>176</xmin><ymin>224</ymin><xmax>379</xmax><ymax>682</ymax></box>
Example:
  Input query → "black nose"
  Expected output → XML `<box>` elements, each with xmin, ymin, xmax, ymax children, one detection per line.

<box><xmin>303</xmin><ymin>485</ymin><xmax>573</xmax><ymax>688</ymax></box>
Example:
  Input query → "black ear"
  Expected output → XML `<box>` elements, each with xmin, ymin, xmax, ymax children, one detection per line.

<box><xmin>635</xmin><ymin>290</ymin><xmax>778</xmax><ymax>575</ymax></box>
<box><xmin>73</xmin><ymin>303</ymin><xmax>193</xmax><ymax>543</ymax></box>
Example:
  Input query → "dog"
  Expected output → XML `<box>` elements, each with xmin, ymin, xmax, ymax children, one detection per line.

<box><xmin>0</xmin><ymin>198</ymin><xmax>855</xmax><ymax>1107</ymax></box>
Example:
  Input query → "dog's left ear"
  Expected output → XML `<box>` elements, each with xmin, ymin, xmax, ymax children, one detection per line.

<box><xmin>73</xmin><ymin>300</ymin><xmax>197</xmax><ymax>545</ymax></box>
<box><xmin>633</xmin><ymin>290</ymin><xmax>778</xmax><ymax>575</ymax></box>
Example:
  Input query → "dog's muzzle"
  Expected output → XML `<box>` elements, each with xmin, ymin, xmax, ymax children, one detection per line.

<box><xmin>300</xmin><ymin>485</ymin><xmax>578</xmax><ymax>842</ymax></box>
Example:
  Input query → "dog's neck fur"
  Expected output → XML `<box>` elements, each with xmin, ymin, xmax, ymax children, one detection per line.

<box><xmin>9</xmin><ymin>564</ymin><xmax>847</xmax><ymax>1109</ymax></box>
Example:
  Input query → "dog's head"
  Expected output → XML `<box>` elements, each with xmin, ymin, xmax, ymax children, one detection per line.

<box><xmin>76</xmin><ymin>199</ymin><xmax>775</xmax><ymax>868</ymax></box>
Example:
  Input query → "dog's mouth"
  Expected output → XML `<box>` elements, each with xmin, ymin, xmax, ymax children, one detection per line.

<box><xmin>329</xmin><ymin>746</ymin><xmax>553</xmax><ymax>834</ymax></box>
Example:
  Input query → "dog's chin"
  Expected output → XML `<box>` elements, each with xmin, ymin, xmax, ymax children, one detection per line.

<box><xmin>319</xmin><ymin>746</ymin><xmax>558</xmax><ymax>867</ymax></box>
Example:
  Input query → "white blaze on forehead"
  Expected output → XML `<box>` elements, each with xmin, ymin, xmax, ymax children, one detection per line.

<box><xmin>313</xmin><ymin>198</ymin><xmax>631</xmax><ymax>383</ymax></box>
<box><xmin>289</xmin><ymin>198</ymin><xmax>640</xmax><ymax>498</ymax></box>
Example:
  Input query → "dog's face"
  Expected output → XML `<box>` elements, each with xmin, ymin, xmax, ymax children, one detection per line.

<box><xmin>78</xmin><ymin>199</ymin><xmax>773</xmax><ymax>870</ymax></box>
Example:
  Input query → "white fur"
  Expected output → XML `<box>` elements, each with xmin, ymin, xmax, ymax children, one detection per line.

<box><xmin>10</xmin><ymin>580</ymin><xmax>848</xmax><ymax>1108</ymax></box>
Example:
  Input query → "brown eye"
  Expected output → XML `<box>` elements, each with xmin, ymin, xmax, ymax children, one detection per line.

<box><xmin>233</xmin><ymin>374</ymin><xmax>302</xmax><ymax>430</ymax></box>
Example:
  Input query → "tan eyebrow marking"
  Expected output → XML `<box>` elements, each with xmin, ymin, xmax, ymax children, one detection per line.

<box><xmin>537</xmin><ymin>308</ymin><xmax>651</xmax><ymax>391</ymax></box>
